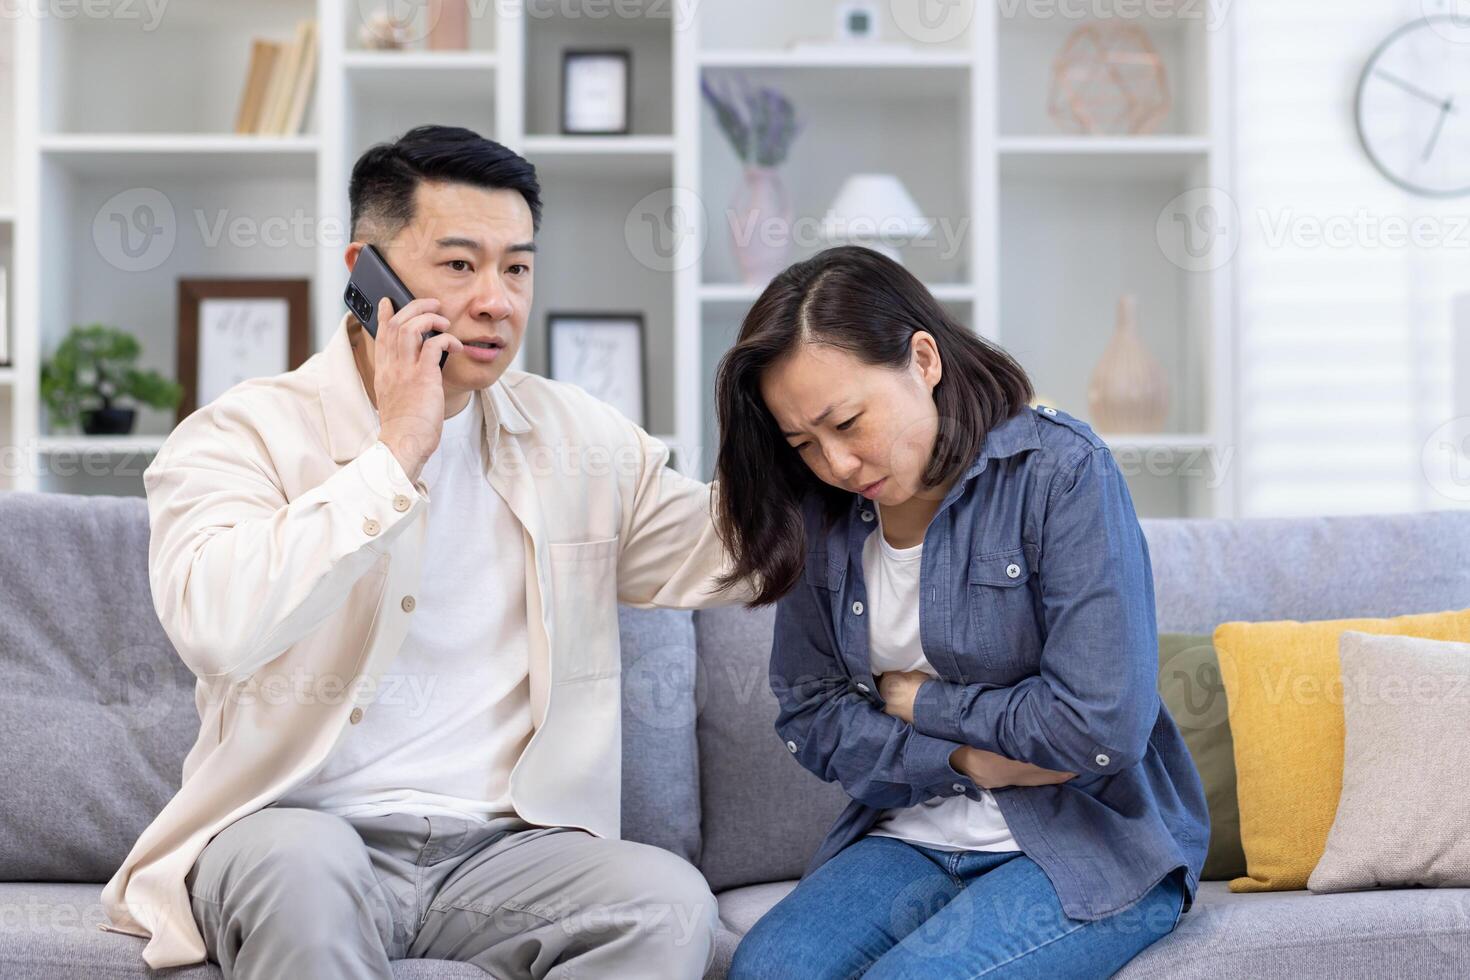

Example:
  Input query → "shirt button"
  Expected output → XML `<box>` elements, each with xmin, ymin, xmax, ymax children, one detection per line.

<box><xmin>1042</xmin><ymin>406</ymin><xmax>1057</xmax><ymax>415</ymax></box>
<box><xmin>1095</xmin><ymin>752</ymin><xmax>1110</xmax><ymax>767</ymax></box>
<box><xmin>362</xmin><ymin>518</ymin><xmax>381</xmax><ymax>536</ymax></box>
<box><xmin>393</xmin><ymin>494</ymin><xmax>411</xmax><ymax>512</ymax></box>
<box><xmin>860</xmin><ymin>510</ymin><xmax>875</xmax><ymax>522</ymax></box>
<box><xmin>349</xmin><ymin>707</ymin><xmax>364</xmax><ymax>725</ymax></box>
<box><xmin>852</xmin><ymin>601</ymin><xmax>864</xmax><ymax>616</ymax></box>
<box><xmin>786</xmin><ymin>740</ymin><xmax>798</xmax><ymax>753</ymax></box>
<box><xmin>952</xmin><ymin>782</ymin><xmax>966</xmax><ymax>793</ymax></box>
<box><xmin>856</xmin><ymin>682</ymin><xmax>870</xmax><ymax>693</ymax></box>
<box><xmin>400</xmin><ymin>595</ymin><xmax>416</xmax><ymax>612</ymax></box>
<box><xmin>1006</xmin><ymin>562</ymin><xmax>1021</xmax><ymax>578</ymax></box>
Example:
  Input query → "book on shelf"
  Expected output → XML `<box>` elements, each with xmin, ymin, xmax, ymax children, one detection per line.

<box><xmin>233</xmin><ymin>20</ymin><xmax>318</xmax><ymax>136</ymax></box>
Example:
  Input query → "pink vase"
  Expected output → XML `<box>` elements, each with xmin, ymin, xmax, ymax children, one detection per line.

<box><xmin>728</xmin><ymin>166</ymin><xmax>793</xmax><ymax>285</ymax></box>
<box><xmin>427</xmin><ymin>0</ymin><xmax>468</xmax><ymax>50</ymax></box>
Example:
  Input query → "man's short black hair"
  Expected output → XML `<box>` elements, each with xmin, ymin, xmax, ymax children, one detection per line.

<box><xmin>348</xmin><ymin>124</ymin><xmax>542</xmax><ymax>243</ymax></box>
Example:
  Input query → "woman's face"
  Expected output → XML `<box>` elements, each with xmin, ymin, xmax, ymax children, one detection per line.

<box><xmin>759</xmin><ymin>333</ymin><xmax>944</xmax><ymax>509</ymax></box>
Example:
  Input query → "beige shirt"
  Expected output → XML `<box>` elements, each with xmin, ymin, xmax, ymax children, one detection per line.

<box><xmin>99</xmin><ymin>313</ymin><xmax>747</xmax><ymax>970</ymax></box>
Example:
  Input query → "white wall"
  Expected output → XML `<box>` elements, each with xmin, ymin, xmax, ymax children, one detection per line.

<box><xmin>1237</xmin><ymin>0</ymin><xmax>1470</xmax><ymax>516</ymax></box>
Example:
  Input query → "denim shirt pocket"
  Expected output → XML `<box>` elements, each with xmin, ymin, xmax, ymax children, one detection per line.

<box><xmin>967</xmin><ymin>547</ymin><xmax>1042</xmax><ymax>673</ymax></box>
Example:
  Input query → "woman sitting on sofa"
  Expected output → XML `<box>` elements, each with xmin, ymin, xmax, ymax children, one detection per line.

<box><xmin>713</xmin><ymin>245</ymin><xmax>1209</xmax><ymax>979</ymax></box>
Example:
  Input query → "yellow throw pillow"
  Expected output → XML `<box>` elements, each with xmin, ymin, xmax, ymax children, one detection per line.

<box><xmin>1213</xmin><ymin>608</ymin><xmax>1470</xmax><ymax>892</ymax></box>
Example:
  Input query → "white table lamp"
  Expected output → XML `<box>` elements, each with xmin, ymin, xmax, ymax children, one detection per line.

<box><xmin>820</xmin><ymin>173</ymin><xmax>933</xmax><ymax>264</ymax></box>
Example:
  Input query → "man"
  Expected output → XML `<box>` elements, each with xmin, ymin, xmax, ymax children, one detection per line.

<box><xmin>99</xmin><ymin>125</ymin><xmax>746</xmax><ymax>979</ymax></box>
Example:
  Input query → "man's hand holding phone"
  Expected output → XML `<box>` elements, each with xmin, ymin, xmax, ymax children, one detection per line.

<box><xmin>373</xmin><ymin>296</ymin><xmax>464</xmax><ymax>483</ymax></box>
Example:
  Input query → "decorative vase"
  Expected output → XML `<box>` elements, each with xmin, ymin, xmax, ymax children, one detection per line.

<box><xmin>427</xmin><ymin>0</ymin><xmax>468</xmax><ymax>50</ymax></box>
<box><xmin>729</xmin><ymin>166</ymin><xmax>792</xmax><ymax>285</ymax></box>
<box><xmin>1087</xmin><ymin>293</ymin><xmax>1169</xmax><ymax>433</ymax></box>
<box><xmin>81</xmin><ymin>406</ymin><xmax>136</xmax><ymax>436</ymax></box>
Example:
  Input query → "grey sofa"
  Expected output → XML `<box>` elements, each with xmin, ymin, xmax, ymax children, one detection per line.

<box><xmin>2</xmin><ymin>490</ymin><xmax>1469</xmax><ymax>979</ymax></box>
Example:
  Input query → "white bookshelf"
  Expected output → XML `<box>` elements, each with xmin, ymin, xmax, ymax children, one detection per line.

<box><xmin>3</xmin><ymin>0</ymin><xmax>1237</xmax><ymax>515</ymax></box>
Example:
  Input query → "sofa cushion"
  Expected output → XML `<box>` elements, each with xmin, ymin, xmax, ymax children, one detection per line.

<box><xmin>1157</xmin><ymin>633</ymin><xmax>1246</xmax><ymax>881</ymax></box>
<box><xmin>692</xmin><ymin>605</ymin><xmax>848</xmax><ymax>891</ymax></box>
<box><xmin>1309</xmin><ymin>631</ymin><xmax>1470</xmax><ymax>893</ymax></box>
<box><xmin>0</xmin><ymin>493</ymin><xmax>199</xmax><ymax>882</ymax></box>
<box><xmin>1215</xmin><ymin>607</ymin><xmax>1470</xmax><ymax>893</ymax></box>
<box><xmin>618</xmin><ymin>606</ymin><xmax>701</xmax><ymax>862</ymax></box>
<box><xmin>711</xmin><ymin>879</ymin><xmax>1470</xmax><ymax>979</ymax></box>
<box><xmin>0</xmin><ymin>882</ymin><xmax>488</xmax><ymax>979</ymax></box>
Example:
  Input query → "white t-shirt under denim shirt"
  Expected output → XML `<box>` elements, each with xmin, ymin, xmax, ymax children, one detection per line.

<box><xmin>863</xmin><ymin>508</ymin><xmax>1019</xmax><ymax>853</ymax></box>
<box><xmin>277</xmin><ymin>392</ymin><xmax>534</xmax><ymax>822</ymax></box>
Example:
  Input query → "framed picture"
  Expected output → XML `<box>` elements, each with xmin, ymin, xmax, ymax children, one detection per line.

<box><xmin>547</xmin><ymin>312</ymin><xmax>647</xmax><ymax>428</ymax></box>
<box><xmin>561</xmin><ymin>49</ymin><xmax>631</xmax><ymax>135</ymax></box>
<box><xmin>176</xmin><ymin>278</ymin><xmax>311</xmax><ymax>422</ymax></box>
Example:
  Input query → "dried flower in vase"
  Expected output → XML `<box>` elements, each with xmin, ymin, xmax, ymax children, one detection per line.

<box><xmin>700</xmin><ymin>73</ymin><xmax>802</xmax><ymax>168</ymax></box>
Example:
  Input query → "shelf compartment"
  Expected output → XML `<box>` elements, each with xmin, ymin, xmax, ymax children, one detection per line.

<box><xmin>40</xmin><ymin>0</ymin><xmax>321</xmax><ymax>136</ymax></box>
<box><xmin>996</xmin><ymin>0</ymin><xmax>1212</xmax><ymax>138</ymax></box>
<box><xmin>524</xmin><ymin>0</ymin><xmax>673</xmax><ymax>137</ymax></box>
<box><xmin>699</xmin><ymin>63</ymin><xmax>972</xmax><ymax>288</ymax></box>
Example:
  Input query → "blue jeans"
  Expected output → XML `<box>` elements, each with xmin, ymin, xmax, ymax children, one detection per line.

<box><xmin>729</xmin><ymin>835</ymin><xmax>1186</xmax><ymax>979</ymax></box>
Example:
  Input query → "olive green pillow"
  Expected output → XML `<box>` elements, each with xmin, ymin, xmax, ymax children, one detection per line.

<box><xmin>1158</xmin><ymin>633</ymin><xmax>1246</xmax><ymax>881</ymax></box>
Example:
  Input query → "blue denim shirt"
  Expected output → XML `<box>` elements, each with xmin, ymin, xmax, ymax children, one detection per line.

<box><xmin>769</xmin><ymin>404</ymin><xmax>1209</xmax><ymax>921</ymax></box>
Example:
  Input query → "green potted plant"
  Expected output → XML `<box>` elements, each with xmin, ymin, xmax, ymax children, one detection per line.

<box><xmin>40</xmin><ymin>323</ymin><xmax>183</xmax><ymax>436</ymax></box>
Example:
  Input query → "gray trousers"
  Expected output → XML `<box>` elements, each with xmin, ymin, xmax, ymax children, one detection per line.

<box><xmin>184</xmin><ymin>803</ymin><xmax>719</xmax><ymax>980</ymax></box>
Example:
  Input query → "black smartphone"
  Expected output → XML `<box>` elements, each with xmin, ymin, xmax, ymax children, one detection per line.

<box><xmin>344</xmin><ymin>243</ymin><xmax>448</xmax><ymax>370</ymax></box>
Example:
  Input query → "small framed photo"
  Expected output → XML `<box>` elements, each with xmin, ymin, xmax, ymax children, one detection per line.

<box><xmin>561</xmin><ymin>49</ymin><xmax>631</xmax><ymax>135</ymax></box>
<box><xmin>547</xmin><ymin>312</ymin><xmax>647</xmax><ymax>427</ymax></box>
<box><xmin>176</xmin><ymin>278</ymin><xmax>311</xmax><ymax>423</ymax></box>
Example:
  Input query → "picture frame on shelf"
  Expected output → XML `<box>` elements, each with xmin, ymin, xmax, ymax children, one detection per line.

<box><xmin>561</xmin><ymin>49</ymin><xmax>631</xmax><ymax>135</ymax></box>
<box><xmin>176</xmin><ymin>278</ymin><xmax>311</xmax><ymax>423</ymax></box>
<box><xmin>547</xmin><ymin>312</ymin><xmax>647</xmax><ymax>428</ymax></box>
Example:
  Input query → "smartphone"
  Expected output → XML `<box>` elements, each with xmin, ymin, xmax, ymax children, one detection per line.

<box><xmin>344</xmin><ymin>243</ymin><xmax>448</xmax><ymax>370</ymax></box>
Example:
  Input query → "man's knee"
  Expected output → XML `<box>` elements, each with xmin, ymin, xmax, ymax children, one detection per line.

<box><xmin>191</xmin><ymin>806</ymin><xmax>382</xmax><ymax>929</ymax></box>
<box><xmin>595</xmin><ymin>841</ymin><xmax>719</xmax><ymax>970</ymax></box>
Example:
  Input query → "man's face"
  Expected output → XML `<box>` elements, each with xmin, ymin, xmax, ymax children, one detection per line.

<box><xmin>352</xmin><ymin>179</ymin><xmax>535</xmax><ymax>392</ymax></box>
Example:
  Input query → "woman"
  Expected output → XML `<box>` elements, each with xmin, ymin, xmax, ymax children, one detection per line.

<box><xmin>714</xmin><ymin>246</ymin><xmax>1208</xmax><ymax>979</ymax></box>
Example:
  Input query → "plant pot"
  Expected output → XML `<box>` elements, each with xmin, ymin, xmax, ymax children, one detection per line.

<box><xmin>81</xmin><ymin>407</ymin><xmax>136</xmax><ymax>436</ymax></box>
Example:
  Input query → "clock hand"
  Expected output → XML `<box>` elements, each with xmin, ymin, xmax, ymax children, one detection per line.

<box><xmin>1375</xmin><ymin>68</ymin><xmax>1460</xmax><ymax>113</ymax></box>
<box><xmin>1424</xmin><ymin>96</ymin><xmax>1454</xmax><ymax>162</ymax></box>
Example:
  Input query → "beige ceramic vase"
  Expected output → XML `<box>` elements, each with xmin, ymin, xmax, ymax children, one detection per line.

<box><xmin>1087</xmin><ymin>292</ymin><xmax>1169</xmax><ymax>433</ymax></box>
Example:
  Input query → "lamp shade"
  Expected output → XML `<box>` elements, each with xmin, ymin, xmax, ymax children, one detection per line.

<box><xmin>820</xmin><ymin>173</ymin><xmax>933</xmax><ymax>262</ymax></box>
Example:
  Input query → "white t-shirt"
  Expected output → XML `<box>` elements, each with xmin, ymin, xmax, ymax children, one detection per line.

<box><xmin>277</xmin><ymin>392</ymin><xmax>534</xmax><ymax>822</ymax></box>
<box><xmin>862</xmin><ymin>509</ymin><xmax>1020</xmax><ymax>853</ymax></box>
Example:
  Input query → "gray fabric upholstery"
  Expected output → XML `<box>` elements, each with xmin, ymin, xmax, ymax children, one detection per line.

<box><xmin>618</xmin><ymin>606</ymin><xmax>701</xmax><ymax>862</ymax></box>
<box><xmin>1137</xmin><ymin>512</ymin><xmax>1470</xmax><ymax>633</ymax></box>
<box><xmin>692</xmin><ymin>604</ymin><xmax>848</xmax><ymax>892</ymax></box>
<box><xmin>0</xmin><ymin>493</ymin><xmax>197</xmax><ymax>882</ymax></box>
<box><xmin>712</xmin><ymin>879</ymin><xmax>1470</xmax><ymax>979</ymax></box>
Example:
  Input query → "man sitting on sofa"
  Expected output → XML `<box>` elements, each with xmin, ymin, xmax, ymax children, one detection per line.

<box><xmin>98</xmin><ymin>124</ymin><xmax>747</xmax><ymax>980</ymax></box>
